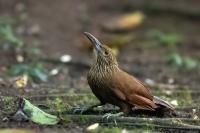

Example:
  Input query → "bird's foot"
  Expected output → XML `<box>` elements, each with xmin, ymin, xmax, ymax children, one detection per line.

<box><xmin>102</xmin><ymin>112</ymin><xmax>124</xmax><ymax>125</ymax></box>
<box><xmin>73</xmin><ymin>107</ymin><xmax>90</xmax><ymax>114</ymax></box>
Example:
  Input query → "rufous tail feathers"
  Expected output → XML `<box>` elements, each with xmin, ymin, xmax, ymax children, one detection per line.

<box><xmin>153</xmin><ymin>96</ymin><xmax>175</xmax><ymax>111</ymax></box>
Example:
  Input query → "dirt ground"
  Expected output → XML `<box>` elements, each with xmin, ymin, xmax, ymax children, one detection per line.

<box><xmin>1</xmin><ymin>0</ymin><xmax>200</xmax><ymax>87</ymax></box>
<box><xmin>0</xmin><ymin>0</ymin><xmax>200</xmax><ymax>132</ymax></box>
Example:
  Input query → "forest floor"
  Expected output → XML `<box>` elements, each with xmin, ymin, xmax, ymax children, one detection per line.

<box><xmin>0</xmin><ymin>0</ymin><xmax>200</xmax><ymax>132</ymax></box>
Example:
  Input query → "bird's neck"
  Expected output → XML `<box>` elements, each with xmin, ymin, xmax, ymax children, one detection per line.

<box><xmin>88</xmin><ymin>62</ymin><xmax>119</xmax><ymax>88</ymax></box>
<box><xmin>91</xmin><ymin>62</ymin><xmax>119</xmax><ymax>79</ymax></box>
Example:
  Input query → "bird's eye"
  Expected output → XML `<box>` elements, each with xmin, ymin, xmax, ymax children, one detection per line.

<box><xmin>104</xmin><ymin>51</ymin><xmax>108</xmax><ymax>55</ymax></box>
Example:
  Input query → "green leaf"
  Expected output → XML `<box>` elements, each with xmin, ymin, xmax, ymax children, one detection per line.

<box><xmin>8</xmin><ymin>63</ymin><xmax>48</xmax><ymax>82</ymax></box>
<box><xmin>159</xmin><ymin>34</ymin><xmax>181</xmax><ymax>46</ymax></box>
<box><xmin>167</xmin><ymin>53</ymin><xmax>183</xmax><ymax>67</ymax></box>
<box><xmin>8</xmin><ymin>64</ymin><xmax>28</xmax><ymax>75</ymax></box>
<box><xmin>183</xmin><ymin>57</ymin><xmax>198</xmax><ymax>70</ymax></box>
<box><xmin>0</xmin><ymin>24</ymin><xmax>23</xmax><ymax>47</ymax></box>
<box><xmin>166</xmin><ymin>53</ymin><xmax>198</xmax><ymax>70</ymax></box>
<box><xmin>23</xmin><ymin>98</ymin><xmax>60</xmax><ymax>125</ymax></box>
<box><xmin>29</xmin><ymin>67</ymin><xmax>47</xmax><ymax>82</ymax></box>
<box><xmin>148</xmin><ymin>30</ymin><xmax>181</xmax><ymax>46</ymax></box>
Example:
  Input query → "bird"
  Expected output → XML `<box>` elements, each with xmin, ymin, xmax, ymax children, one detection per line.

<box><xmin>82</xmin><ymin>32</ymin><xmax>175</xmax><ymax>117</ymax></box>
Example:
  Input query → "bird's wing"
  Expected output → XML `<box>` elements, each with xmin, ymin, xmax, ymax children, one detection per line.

<box><xmin>110</xmin><ymin>70</ymin><xmax>157</xmax><ymax>110</ymax></box>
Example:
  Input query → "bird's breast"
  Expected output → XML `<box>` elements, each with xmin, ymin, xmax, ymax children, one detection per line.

<box><xmin>87</xmin><ymin>66</ymin><xmax>114</xmax><ymax>99</ymax></box>
<box><xmin>87</xmin><ymin>68</ymin><xmax>108</xmax><ymax>88</ymax></box>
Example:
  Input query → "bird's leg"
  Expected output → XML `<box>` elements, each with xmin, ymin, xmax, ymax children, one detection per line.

<box><xmin>102</xmin><ymin>104</ymin><xmax>131</xmax><ymax>125</ymax></box>
<box><xmin>102</xmin><ymin>112</ymin><xmax>124</xmax><ymax>125</ymax></box>
<box><xmin>73</xmin><ymin>103</ymin><xmax>104</xmax><ymax>114</ymax></box>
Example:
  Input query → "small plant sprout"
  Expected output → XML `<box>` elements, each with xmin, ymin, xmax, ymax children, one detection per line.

<box><xmin>167</xmin><ymin>53</ymin><xmax>182</xmax><ymax>68</ymax></box>
<box><xmin>166</xmin><ymin>53</ymin><xmax>198</xmax><ymax>70</ymax></box>
<box><xmin>0</xmin><ymin>17</ymin><xmax>23</xmax><ymax>48</ymax></box>
<box><xmin>8</xmin><ymin>62</ymin><xmax>48</xmax><ymax>82</ymax></box>
<box><xmin>148</xmin><ymin>30</ymin><xmax>182</xmax><ymax>47</ymax></box>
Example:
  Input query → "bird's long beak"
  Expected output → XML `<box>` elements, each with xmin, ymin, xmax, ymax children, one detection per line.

<box><xmin>84</xmin><ymin>32</ymin><xmax>102</xmax><ymax>52</ymax></box>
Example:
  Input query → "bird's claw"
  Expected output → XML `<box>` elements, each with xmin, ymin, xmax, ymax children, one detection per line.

<box><xmin>102</xmin><ymin>112</ymin><xmax>124</xmax><ymax>125</ymax></box>
<box><xmin>102</xmin><ymin>113</ymin><xmax>118</xmax><ymax>125</ymax></box>
<box><xmin>72</xmin><ymin>107</ymin><xmax>89</xmax><ymax>114</ymax></box>
<box><xmin>102</xmin><ymin>113</ymin><xmax>113</xmax><ymax>121</ymax></box>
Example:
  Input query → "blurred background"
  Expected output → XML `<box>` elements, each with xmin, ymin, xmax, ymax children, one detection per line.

<box><xmin>0</xmin><ymin>0</ymin><xmax>200</xmax><ymax>132</ymax></box>
<box><xmin>0</xmin><ymin>0</ymin><xmax>200</xmax><ymax>94</ymax></box>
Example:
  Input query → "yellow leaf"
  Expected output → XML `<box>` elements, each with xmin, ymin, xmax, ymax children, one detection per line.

<box><xmin>14</xmin><ymin>74</ymin><xmax>28</xmax><ymax>89</ymax></box>
<box><xmin>117</xmin><ymin>12</ymin><xmax>144</xmax><ymax>30</ymax></box>
<box><xmin>102</xmin><ymin>11</ymin><xmax>145</xmax><ymax>32</ymax></box>
<box><xmin>0</xmin><ymin>129</ymin><xmax>34</xmax><ymax>133</ymax></box>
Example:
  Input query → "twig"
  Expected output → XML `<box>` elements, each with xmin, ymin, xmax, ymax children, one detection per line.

<box><xmin>62</xmin><ymin>115</ymin><xmax>200</xmax><ymax>130</ymax></box>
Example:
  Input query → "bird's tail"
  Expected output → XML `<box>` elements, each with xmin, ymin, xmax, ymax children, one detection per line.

<box><xmin>153</xmin><ymin>96</ymin><xmax>175</xmax><ymax>111</ymax></box>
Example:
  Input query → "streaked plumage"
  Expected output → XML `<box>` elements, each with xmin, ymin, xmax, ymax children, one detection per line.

<box><xmin>85</xmin><ymin>32</ymin><xmax>174</xmax><ymax>114</ymax></box>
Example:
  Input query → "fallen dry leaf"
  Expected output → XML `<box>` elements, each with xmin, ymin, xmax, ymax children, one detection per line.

<box><xmin>102</xmin><ymin>11</ymin><xmax>145</xmax><ymax>32</ymax></box>
<box><xmin>14</xmin><ymin>74</ymin><xmax>28</xmax><ymax>89</ymax></box>
<box><xmin>0</xmin><ymin>129</ymin><xmax>35</xmax><ymax>133</ymax></box>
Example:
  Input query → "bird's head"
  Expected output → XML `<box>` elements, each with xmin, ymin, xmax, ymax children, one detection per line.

<box><xmin>84</xmin><ymin>32</ymin><xmax>118</xmax><ymax>66</ymax></box>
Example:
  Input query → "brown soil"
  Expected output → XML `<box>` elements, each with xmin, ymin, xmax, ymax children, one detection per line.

<box><xmin>0</xmin><ymin>0</ymin><xmax>200</xmax><ymax>132</ymax></box>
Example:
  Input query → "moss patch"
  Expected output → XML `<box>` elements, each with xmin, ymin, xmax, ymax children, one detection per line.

<box><xmin>0</xmin><ymin>96</ymin><xmax>19</xmax><ymax>118</ymax></box>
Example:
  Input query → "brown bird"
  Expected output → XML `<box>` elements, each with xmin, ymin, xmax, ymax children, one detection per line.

<box><xmin>83</xmin><ymin>32</ymin><xmax>174</xmax><ymax>117</ymax></box>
